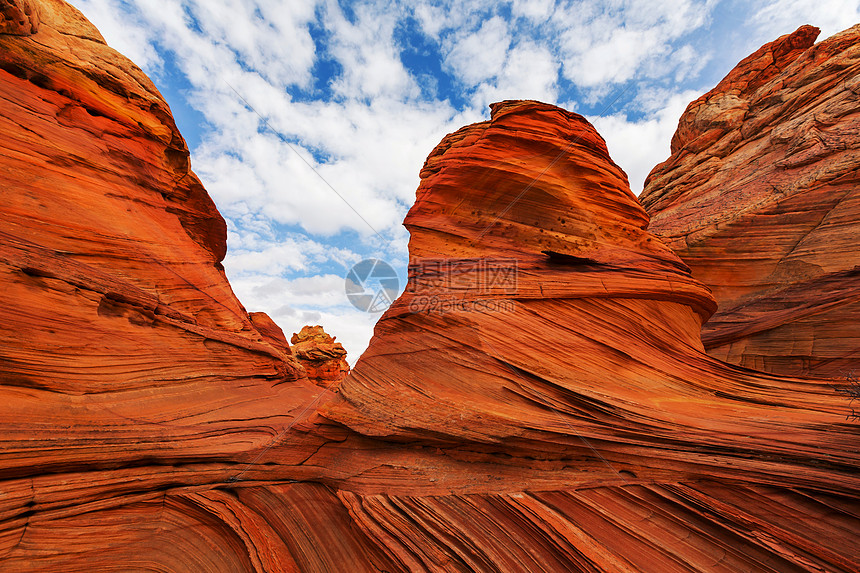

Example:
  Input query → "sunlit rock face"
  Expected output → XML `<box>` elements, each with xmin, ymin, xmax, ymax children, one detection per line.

<box><xmin>642</xmin><ymin>24</ymin><xmax>860</xmax><ymax>378</ymax></box>
<box><xmin>322</xmin><ymin>98</ymin><xmax>859</xmax><ymax>571</ymax></box>
<box><xmin>1</xmin><ymin>2</ymin><xmax>858</xmax><ymax>571</ymax></box>
<box><xmin>290</xmin><ymin>325</ymin><xmax>350</xmax><ymax>386</ymax></box>
<box><xmin>0</xmin><ymin>1</ymin><xmax>340</xmax><ymax>568</ymax></box>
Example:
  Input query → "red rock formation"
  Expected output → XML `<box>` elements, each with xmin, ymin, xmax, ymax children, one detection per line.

<box><xmin>290</xmin><ymin>325</ymin><xmax>350</xmax><ymax>386</ymax></box>
<box><xmin>642</xmin><ymin>24</ymin><xmax>860</xmax><ymax>378</ymax></box>
<box><xmin>1</xmin><ymin>3</ymin><xmax>858</xmax><ymax>570</ymax></box>
<box><xmin>319</xmin><ymin>101</ymin><xmax>858</xmax><ymax>572</ymax></box>
<box><xmin>0</xmin><ymin>1</ymin><xmax>347</xmax><ymax>567</ymax></box>
<box><xmin>1</xmin><ymin>0</ymin><xmax>40</xmax><ymax>34</ymax></box>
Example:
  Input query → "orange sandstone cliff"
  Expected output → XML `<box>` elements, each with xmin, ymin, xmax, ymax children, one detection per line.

<box><xmin>1</xmin><ymin>2</ymin><xmax>859</xmax><ymax>571</ymax></box>
<box><xmin>642</xmin><ymin>24</ymin><xmax>860</xmax><ymax>378</ymax></box>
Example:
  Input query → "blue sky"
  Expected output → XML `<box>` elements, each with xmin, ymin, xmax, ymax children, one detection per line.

<box><xmin>69</xmin><ymin>0</ymin><xmax>859</xmax><ymax>360</ymax></box>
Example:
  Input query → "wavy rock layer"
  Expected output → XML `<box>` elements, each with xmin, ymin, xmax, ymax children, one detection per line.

<box><xmin>0</xmin><ymin>2</ymin><xmax>362</xmax><ymax>568</ymax></box>
<box><xmin>1</xmin><ymin>2</ymin><xmax>859</xmax><ymax>571</ymax></box>
<box><xmin>642</xmin><ymin>24</ymin><xmax>860</xmax><ymax>378</ymax></box>
<box><xmin>321</xmin><ymin>99</ymin><xmax>859</xmax><ymax>571</ymax></box>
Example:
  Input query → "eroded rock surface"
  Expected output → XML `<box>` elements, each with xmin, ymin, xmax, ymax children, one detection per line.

<box><xmin>318</xmin><ymin>101</ymin><xmax>858</xmax><ymax>573</ymax></box>
<box><xmin>642</xmin><ymin>24</ymin><xmax>860</xmax><ymax>377</ymax></box>
<box><xmin>0</xmin><ymin>0</ymin><xmax>40</xmax><ymax>34</ymax></box>
<box><xmin>1</xmin><ymin>3</ymin><xmax>858</xmax><ymax>571</ymax></box>
<box><xmin>291</xmin><ymin>325</ymin><xmax>350</xmax><ymax>386</ymax></box>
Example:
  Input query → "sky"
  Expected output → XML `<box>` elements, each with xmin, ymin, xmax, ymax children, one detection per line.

<box><xmin>68</xmin><ymin>0</ymin><xmax>859</xmax><ymax>362</ymax></box>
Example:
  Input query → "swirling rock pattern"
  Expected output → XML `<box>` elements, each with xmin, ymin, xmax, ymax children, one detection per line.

<box><xmin>321</xmin><ymin>99</ymin><xmax>859</xmax><ymax>570</ymax></box>
<box><xmin>1</xmin><ymin>2</ymin><xmax>858</xmax><ymax>571</ymax></box>
<box><xmin>642</xmin><ymin>24</ymin><xmax>860</xmax><ymax>378</ymax></box>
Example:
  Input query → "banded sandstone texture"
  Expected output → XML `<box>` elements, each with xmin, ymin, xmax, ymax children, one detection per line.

<box><xmin>2</xmin><ymin>2</ymin><xmax>859</xmax><ymax>571</ymax></box>
<box><xmin>642</xmin><ymin>24</ymin><xmax>860</xmax><ymax>378</ymax></box>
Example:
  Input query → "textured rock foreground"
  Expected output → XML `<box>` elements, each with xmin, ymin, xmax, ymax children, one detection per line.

<box><xmin>1</xmin><ymin>2</ymin><xmax>858</xmax><ymax>571</ymax></box>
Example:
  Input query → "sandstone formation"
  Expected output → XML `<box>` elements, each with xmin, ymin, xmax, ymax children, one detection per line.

<box><xmin>1</xmin><ymin>2</ymin><xmax>858</xmax><ymax>571</ymax></box>
<box><xmin>642</xmin><ymin>24</ymin><xmax>860</xmax><ymax>378</ymax></box>
<box><xmin>1</xmin><ymin>0</ymin><xmax>40</xmax><ymax>34</ymax></box>
<box><xmin>290</xmin><ymin>325</ymin><xmax>350</xmax><ymax>386</ymax></box>
<box><xmin>0</xmin><ymin>1</ymin><xmax>342</xmax><ymax>567</ymax></box>
<box><xmin>321</xmin><ymin>99</ymin><xmax>860</xmax><ymax>571</ymax></box>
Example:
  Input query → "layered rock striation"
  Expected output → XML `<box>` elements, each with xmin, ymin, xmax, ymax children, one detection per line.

<box><xmin>0</xmin><ymin>2</ymin><xmax>355</xmax><ymax>569</ymax></box>
<box><xmin>290</xmin><ymin>325</ymin><xmax>350</xmax><ymax>386</ymax></box>
<box><xmin>320</xmin><ymin>99</ymin><xmax>859</xmax><ymax>570</ymax></box>
<box><xmin>0</xmin><ymin>0</ymin><xmax>313</xmax><ymax>484</ymax></box>
<box><xmin>1</xmin><ymin>2</ymin><xmax>858</xmax><ymax>571</ymax></box>
<box><xmin>642</xmin><ymin>24</ymin><xmax>860</xmax><ymax>378</ymax></box>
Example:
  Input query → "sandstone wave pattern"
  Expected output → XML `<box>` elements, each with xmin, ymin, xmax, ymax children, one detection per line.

<box><xmin>1</xmin><ymin>2</ymin><xmax>858</xmax><ymax>571</ymax></box>
<box><xmin>643</xmin><ymin>24</ymin><xmax>860</xmax><ymax>378</ymax></box>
